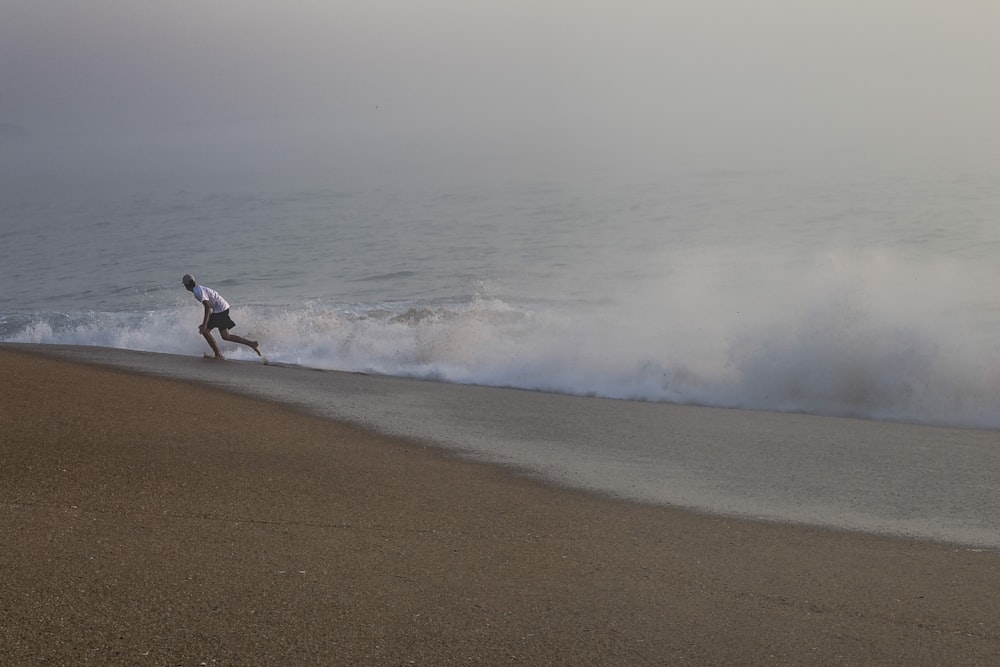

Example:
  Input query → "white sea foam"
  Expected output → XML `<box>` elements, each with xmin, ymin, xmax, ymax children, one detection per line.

<box><xmin>6</xmin><ymin>250</ymin><xmax>1000</xmax><ymax>430</ymax></box>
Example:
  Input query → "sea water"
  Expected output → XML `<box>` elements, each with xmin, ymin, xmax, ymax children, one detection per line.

<box><xmin>3</xmin><ymin>156</ymin><xmax>1000</xmax><ymax>430</ymax></box>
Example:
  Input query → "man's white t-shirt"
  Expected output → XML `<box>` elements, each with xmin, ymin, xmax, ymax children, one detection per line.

<box><xmin>191</xmin><ymin>285</ymin><xmax>230</xmax><ymax>313</ymax></box>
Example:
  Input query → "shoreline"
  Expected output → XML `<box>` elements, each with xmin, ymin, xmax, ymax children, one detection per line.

<box><xmin>3</xmin><ymin>346</ymin><xmax>1000</xmax><ymax>664</ymax></box>
<box><xmin>7</xmin><ymin>342</ymin><xmax>1000</xmax><ymax>551</ymax></box>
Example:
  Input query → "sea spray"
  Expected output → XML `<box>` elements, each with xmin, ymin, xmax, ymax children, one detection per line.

<box><xmin>5</xmin><ymin>249</ymin><xmax>1000</xmax><ymax>429</ymax></box>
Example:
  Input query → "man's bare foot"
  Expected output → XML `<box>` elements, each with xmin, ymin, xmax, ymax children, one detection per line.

<box><xmin>204</xmin><ymin>353</ymin><xmax>225</xmax><ymax>360</ymax></box>
<box><xmin>250</xmin><ymin>341</ymin><xmax>261</xmax><ymax>357</ymax></box>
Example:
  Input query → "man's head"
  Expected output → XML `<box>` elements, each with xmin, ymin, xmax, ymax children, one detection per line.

<box><xmin>182</xmin><ymin>274</ymin><xmax>196</xmax><ymax>291</ymax></box>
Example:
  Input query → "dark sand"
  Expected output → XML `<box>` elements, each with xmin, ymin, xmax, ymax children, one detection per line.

<box><xmin>3</xmin><ymin>347</ymin><xmax>1000</xmax><ymax>665</ymax></box>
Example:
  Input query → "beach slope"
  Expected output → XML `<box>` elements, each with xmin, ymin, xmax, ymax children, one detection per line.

<box><xmin>2</xmin><ymin>347</ymin><xmax>1000</xmax><ymax>665</ymax></box>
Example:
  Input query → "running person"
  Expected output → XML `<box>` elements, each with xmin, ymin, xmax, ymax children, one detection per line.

<box><xmin>182</xmin><ymin>274</ymin><xmax>261</xmax><ymax>360</ymax></box>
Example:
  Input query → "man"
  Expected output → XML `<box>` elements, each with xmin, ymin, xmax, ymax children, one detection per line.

<box><xmin>182</xmin><ymin>274</ymin><xmax>261</xmax><ymax>360</ymax></box>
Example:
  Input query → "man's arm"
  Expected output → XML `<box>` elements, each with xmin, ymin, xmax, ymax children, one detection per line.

<box><xmin>199</xmin><ymin>300</ymin><xmax>212</xmax><ymax>334</ymax></box>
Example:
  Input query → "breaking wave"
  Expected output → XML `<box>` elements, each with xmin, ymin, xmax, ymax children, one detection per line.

<box><xmin>5</xmin><ymin>251</ymin><xmax>1000</xmax><ymax>430</ymax></box>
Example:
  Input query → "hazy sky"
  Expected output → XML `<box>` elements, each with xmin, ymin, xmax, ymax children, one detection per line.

<box><xmin>2</xmin><ymin>1</ymin><xmax>999</xmax><ymax>176</ymax></box>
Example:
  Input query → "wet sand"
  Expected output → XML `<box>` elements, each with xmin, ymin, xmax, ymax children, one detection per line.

<box><xmin>19</xmin><ymin>344</ymin><xmax>1000</xmax><ymax>550</ymax></box>
<box><xmin>3</xmin><ymin>347</ymin><xmax>1000</xmax><ymax>665</ymax></box>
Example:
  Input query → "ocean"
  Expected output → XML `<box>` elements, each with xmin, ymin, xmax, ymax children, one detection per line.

<box><xmin>3</xmin><ymin>157</ymin><xmax>1000</xmax><ymax>430</ymax></box>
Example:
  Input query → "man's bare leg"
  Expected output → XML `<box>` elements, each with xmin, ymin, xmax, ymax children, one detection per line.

<box><xmin>202</xmin><ymin>331</ymin><xmax>225</xmax><ymax>360</ymax></box>
<box><xmin>219</xmin><ymin>329</ymin><xmax>261</xmax><ymax>356</ymax></box>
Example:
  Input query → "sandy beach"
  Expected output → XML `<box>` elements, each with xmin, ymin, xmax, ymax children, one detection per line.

<box><xmin>3</xmin><ymin>346</ymin><xmax>1000</xmax><ymax>665</ymax></box>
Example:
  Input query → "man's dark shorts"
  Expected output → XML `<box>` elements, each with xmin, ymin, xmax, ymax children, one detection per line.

<box><xmin>207</xmin><ymin>309</ymin><xmax>237</xmax><ymax>332</ymax></box>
